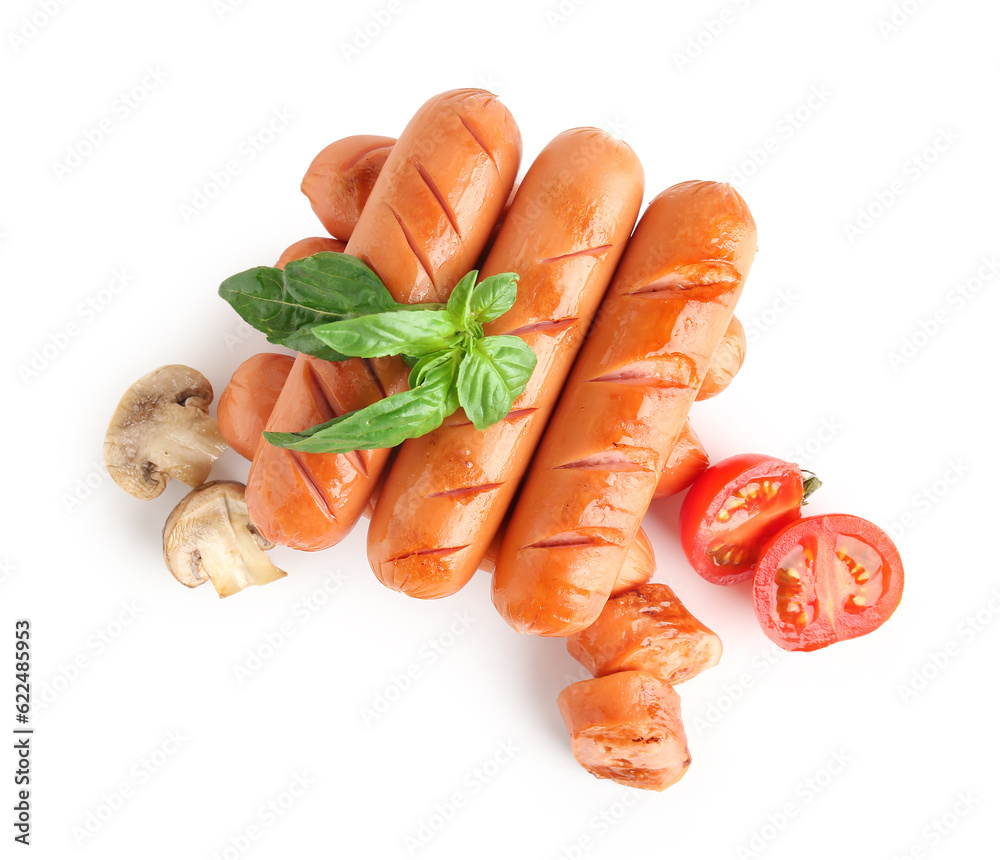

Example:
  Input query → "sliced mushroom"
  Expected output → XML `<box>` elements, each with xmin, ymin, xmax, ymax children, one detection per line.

<box><xmin>163</xmin><ymin>481</ymin><xmax>286</xmax><ymax>598</ymax></box>
<box><xmin>104</xmin><ymin>365</ymin><xmax>228</xmax><ymax>500</ymax></box>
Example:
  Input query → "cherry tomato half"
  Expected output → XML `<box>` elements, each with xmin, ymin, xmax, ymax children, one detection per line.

<box><xmin>679</xmin><ymin>454</ymin><xmax>818</xmax><ymax>585</ymax></box>
<box><xmin>752</xmin><ymin>514</ymin><xmax>904</xmax><ymax>652</ymax></box>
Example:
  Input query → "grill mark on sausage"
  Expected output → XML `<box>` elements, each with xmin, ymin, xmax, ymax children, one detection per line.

<box><xmin>343</xmin><ymin>142</ymin><xmax>393</xmax><ymax>171</ymax></box>
<box><xmin>556</xmin><ymin>453</ymin><xmax>656</xmax><ymax>473</ymax></box>
<box><xmin>589</xmin><ymin>355</ymin><xmax>699</xmax><ymax>390</ymax></box>
<box><xmin>506</xmin><ymin>318</ymin><xmax>578</xmax><ymax>338</ymax></box>
<box><xmin>627</xmin><ymin>281</ymin><xmax>738</xmax><ymax>303</ymax></box>
<box><xmin>540</xmin><ymin>244</ymin><xmax>613</xmax><ymax>264</ymax></box>
<box><xmin>428</xmin><ymin>482</ymin><xmax>505</xmax><ymax>500</ymax></box>
<box><xmin>625</xmin><ymin>261</ymin><xmax>740</xmax><ymax>301</ymax></box>
<box><xmin>387</xmin><ymin>545</ymin><xmax>471</xmax><ymax>563</ymax></box>
<box><xmin>413</xmin><ymin>158</ymin><xmax>462</xmax><ymax>238</ymax></box>
<box><xmin>360</xmin><ymin>358</ymin><xmax>387</xmax><ymax>399</ymax></box>
<box><xmin>302</xmin><ymin>360</ymin><xmax>338</xmax><ymax>422</ymax></box>
<box><xmin>526</xmin><ymin>532</ymin><xmax>618</xmax><ymax>550</ymax></box>
<box><xmin>300</xmin><ymin>361</ymin><xmax>370</xmax><ymax>479</ymax></box>
<box><xmin>459</xmin><ymin>115</ymin><xmax>499</xmax><ymax>172</ymax></box>
<box><xmin>339</xmin><ymin>449</ymin><xmax>369</xmax><ymax>480</ymax></box>
<box><xmin>286</xmin><ymin>451</ymin><xmax>336</xmax><ymax>521</ymax></box>
<box><xmin>588</xmin><ymin>373</ymin><xmax>695</xmax><ymax>390</ymax></box>
<box><xmin>386</xmin><ymin>203</ymin><xmax>437</xmax><ymax>292</ymax></box>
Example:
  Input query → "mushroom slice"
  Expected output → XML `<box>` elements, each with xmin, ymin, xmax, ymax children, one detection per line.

<box><xmin>104</xmin><ymin>365</ymin><xmax>228</xmax><ymax>500</ymax></box>
<box><xmin>163</xmin><ymin>481</ymin><xmax>286</xmax><ymax>598</ymax></box>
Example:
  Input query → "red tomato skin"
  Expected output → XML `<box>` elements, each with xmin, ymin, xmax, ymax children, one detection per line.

<box><xmin>752</xmin><ymin>514</ymin><xmax>904</xmax><ymax>652</ymax></box>
<box><xmin>679</xmin><ymin>453</ymin><xmax>804</xmax><ymax>586</ymax></box>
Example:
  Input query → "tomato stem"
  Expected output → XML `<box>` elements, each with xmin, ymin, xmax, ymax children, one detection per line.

<box><xmin>802</xmin><ymin>474</ymin><xmax>823</xmax><ymax>504</ymax></box>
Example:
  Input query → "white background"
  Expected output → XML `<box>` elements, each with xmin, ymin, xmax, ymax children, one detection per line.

<box><xmin>2</xmin><ymin>0</ymin><xmax>997</xmax><ymax>858</ymax></box>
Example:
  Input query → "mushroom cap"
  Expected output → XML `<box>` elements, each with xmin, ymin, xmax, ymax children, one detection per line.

<box><xmin>163</xmin><ymin>481</ymin><xmax>286</xmax><ymax>598</ymax></box>
<box><xmin>104</xmin><ymin>365</ymin><xmax>228</xmax><ymax>500</ymax></box>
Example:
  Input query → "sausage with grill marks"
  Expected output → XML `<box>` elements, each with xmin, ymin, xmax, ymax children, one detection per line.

<box><xmin>246</xmin><ymin>89</ymin><xmax>521</xmax><ymax>550</ymax></box>
<box><xmin>492</xmin><ymin>180</ymin><xmax>757</xmax><ymax>635</ymax></box>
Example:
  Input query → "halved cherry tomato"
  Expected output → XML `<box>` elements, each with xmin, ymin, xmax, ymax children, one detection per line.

<box><xmin>679</xmin><ymin>454</ymin><xmax>819</xmax><ymax>585</ymax></box>
<box><xmin>752</xmin><ymin>514</ymin><xmax>903</xmax><ymax>651</ymax></box>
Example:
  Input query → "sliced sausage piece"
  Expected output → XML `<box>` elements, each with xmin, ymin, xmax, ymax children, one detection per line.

<box><xmin>567</xmin><ymin>583</ymin><xmax>722</xmax><ymax>684</ymax></box>
<box><xmin>247</xmin><ymin>90</ymin><xmax>521</xmax><ymax>550</ymax></box>
<box><xmin>301</xmin><ymin>135</ymin><xmax>395</xmax><ymax>241</ymax></box>
<box><xmin>697</xmin><ymin>315</ymin><xmax>746</xmax><ymax>400</ymax></box>
<box><xmin>274</xmin><ymin>237</ymin><xmax>347</xmax><ymax>269</ymax></box>
<box><xmin>218</xmin><ymin>354</ymin><xmax>295</xmax><ymax>461</ymax></box>
<box><xmin>493</xmin><ymin>181</ymin><xmax>757</xmax><ymax>635</ymax></box>
<box><xmin>367</xmin><ymin>128</ymin><xmax>643</xmax><ymax>597</ymax></box>
<box><xmin>653</xmin><ymin>420</ymin><xmax>709</xmax><ymax>498</ymax></box>
<box><xmin>557</xmin><ymin>671</ymin><xmax>691</xmax><ymax>791</ymax></box>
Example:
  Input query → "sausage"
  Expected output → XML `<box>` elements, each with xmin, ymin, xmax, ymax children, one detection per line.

<box><xmin>566</xmin><ymin>583</ymin><xmax>722</xmax><ymax>684</ymax></box>
<box><xmin>218</xmin><ymin>353</ymin><xmax>295</xmax><ymax>460</ymax></box>
<box><xmin>274</xmin><ymin>237</ymin><xmax>347</xmax><ymax>269</ymax></box>
<box><xmin>493</xmin><ymin>181</ymin><xmax>757</xmax><ymax>635</ymax></box>
<box><xmin>696</xmin><ymin>315</ymin><xmax>746</xmax><ymax>400</ymax></box>
<box><xmin>301</xmin><ymin>135</ymin><xmax>395</xmax><ymax>241</ymax></box>
<box><xmin>247</xmin><ymin>90</ymin><xmax>521</xmax><ymax>550</ymax></box>
<box><xmin>557</xmin><ymin>671</ymin><xmax>691</xmax><ymax>791</ymax></box>
<box><xmin>653</xmin><ymin>420</ymin><xmax>708</xmax><ymax>498</ymax></box>
<box><xmin>366</xmin><ymin>128</ymin><xmax>643</xmax><ymax>597</ymax></box>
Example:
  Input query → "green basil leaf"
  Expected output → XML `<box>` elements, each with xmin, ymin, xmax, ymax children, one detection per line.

<box><xmin>282</xmin><ymin>252</ymin><xmax>398</xmax><ymax>317</ymax></box>
<box><xmin>219</xmin><ymin>266</ymin><xmax>338</xmax><ymax>340</ymax></box>
<box><xmin>446</xmin><ymin>270</ymin><xmax>478</xmax><ymax>328</ymax></box>
<box><xmin>409</xmin><ymin>346</ymin><xmax>462</xmax><ymax>389</ymax></box>
<box><xmin>457</xmin><ymin>335</ymin><xmax>537</xmax><ymax>431</ymax></box>
<box><xmin>470</xmin><ymin>272</ymin><xmax>519</xmax><ymax>324</ymax></box>
<box><xmin>264</xmin><ymin>350</ymin><xmax>462</xmax><ymax>454</ymax></box>
<box><xmin>218</xmin><ymin>253</ymin><xmax>403</xmax><ymax>359</ymax></box>
<box><xmin>312</xmin><ymin>310</ymin><xmax>462</xmax><ymax>359</ymax></box>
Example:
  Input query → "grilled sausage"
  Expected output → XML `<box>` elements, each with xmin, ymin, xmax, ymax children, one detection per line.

<box><xmin>493</xmin><ymin>181</ymin><xmax>757</xmax><ymax>634</ymax></box>
<box><xmin>246</xmin><ymin>89</ymin><xmax>521</xmax><ymax>550</ymax></box>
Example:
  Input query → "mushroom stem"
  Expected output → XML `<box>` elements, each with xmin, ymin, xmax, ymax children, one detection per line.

<box><xmin>158</xmin><ymin>411</ymin><xmax>229</xmax><ymax>488</ymax></box>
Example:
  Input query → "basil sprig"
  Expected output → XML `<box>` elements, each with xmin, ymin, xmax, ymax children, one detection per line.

<box><xmin>219</xmin><ymin>252</ymin><xmax>536</xmax><ymax>453</ymax></box>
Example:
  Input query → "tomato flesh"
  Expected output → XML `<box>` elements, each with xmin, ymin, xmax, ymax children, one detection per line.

<box><xmin>679</xmin><ymin>454</ymin><xmax>805</xmax><ymax>585</ymax></box>
<box><xmin>753</xmin><ymin>514</ymin><xmax>904</xmax><ymax>651</ymax></box>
